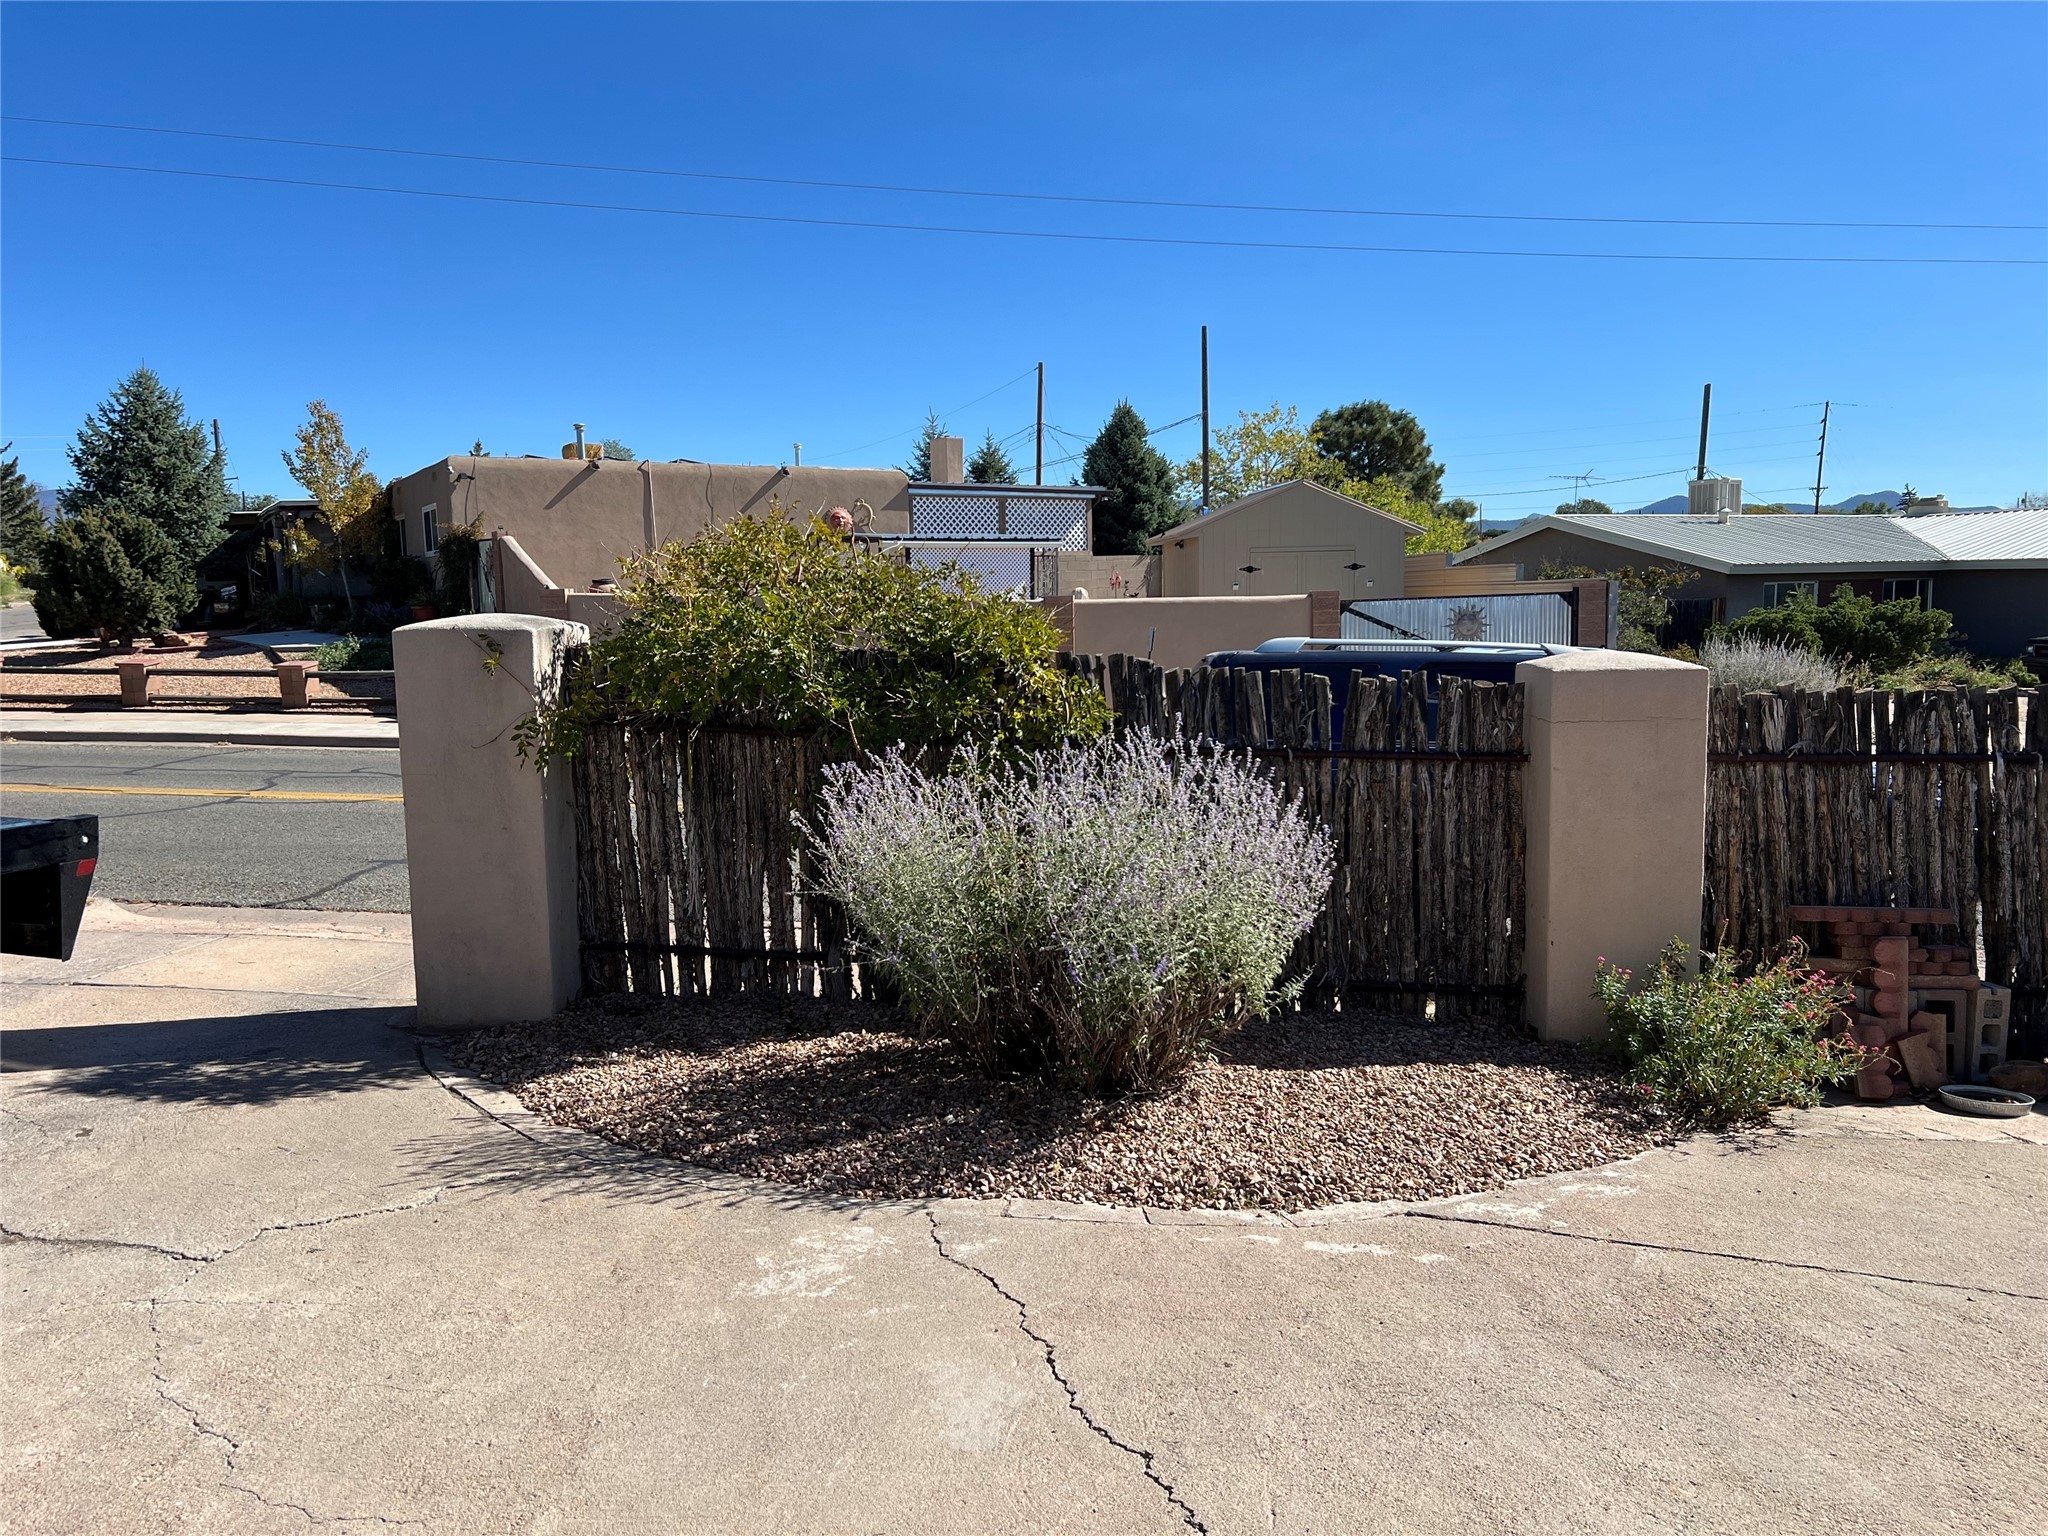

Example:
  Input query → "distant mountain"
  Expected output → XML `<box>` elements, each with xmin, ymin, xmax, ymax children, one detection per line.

<box><xmin>36</xmin><ymin>487</ymin><xmax>60</xmax><ymax>515</ymax></box>
<box><xmin>1623</xmin><ymin>489</ymin><xmax>1904</xmax><ymax>515</ymax></box>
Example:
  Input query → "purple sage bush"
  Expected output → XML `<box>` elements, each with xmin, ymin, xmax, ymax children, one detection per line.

<box><xmin>811</xmin><ymin>735</ymin><xmax>1335</xmax><ymax>1095</ymax></box>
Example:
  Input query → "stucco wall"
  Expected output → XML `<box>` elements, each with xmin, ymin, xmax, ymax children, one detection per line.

<box><xmin>1156</xmin><ymin>485</ymin><xmax>1410</xmax><ymax>600</ymax></box>
<box><xmin>390</xmin><ymin>456</ymin><xmax>911</xmax><ymax>592</ymax></box>
<box><xmin>1062</xmin><ymin>594</ymin><xmax>1321</xmax><ymax>669</ymax></box>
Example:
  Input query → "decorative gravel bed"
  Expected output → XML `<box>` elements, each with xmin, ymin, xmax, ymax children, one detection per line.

<box><xmin>450</xmin><ymin>998</ymin><xmax>1671</xmax><ymax>1211</ymax></box>
<box><xmin>2</xmin><ymin>643</ymin><xmax>391</xmax><ymax>707</ymax></box>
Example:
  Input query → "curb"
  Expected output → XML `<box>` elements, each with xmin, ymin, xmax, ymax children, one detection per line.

<box><xmin>0</xmin><ymin>713</ymin><xmax>398</xmax><ymax>749</ymax></box>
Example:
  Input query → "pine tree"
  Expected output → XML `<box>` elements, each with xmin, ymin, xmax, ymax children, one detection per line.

<box><xmin>966</xmin><ymin>431</ymin><xmax>1017</xmax><ymax>485</ymax></box>
<box><xmin>900</xmin><ymin>411</ymin><xmax>946</xmax><ymax>481</ymax></box>
<box><xmin>32</xmin><ymin>507</ymin><xmax>197</xmax><ymax>644</ymax></box>
<box><xmin>61</xmin><ymin>368</ymin><xmax>229</xmax><ymax>569</ymax></box>
<box><xmin>1082</xmin><ymin>402</ymin><xmax>1180</xmax><ymax>555</ymax></box>
<box><xmin>1310</xmin><ymin>400</ymin><xmax>1446</xmax><ymax>506</ymax></box>
<box><xmin>0</xmin><ymin>456</ymin><xmax>45</xmax><ymax>570</ymax></box>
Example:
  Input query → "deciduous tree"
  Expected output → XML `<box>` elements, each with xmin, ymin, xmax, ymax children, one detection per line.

<box><xmin>1556</xmin><ymin>498</ymin><xmax>1614</xmax><ymax>515</ymax></box>
<box><xmin>280</xmin><ymin>401</ymin><xmax>385</xmax><ymax>617</ymax></box>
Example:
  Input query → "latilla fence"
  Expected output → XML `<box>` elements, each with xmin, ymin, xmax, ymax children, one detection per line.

<box><xmin>1054</xmin><ymin>653</ymin><xmax>1526</xmax><ymax>1019</ymax></box>
<box><xmin>570</xmin><ymin>652</ymin><xmax>1530</xmax><ymax>1019</ymax></box>
<box><xmin>1704</xmin><ymin>683</ymin><xmax>2047</xmax><ymax>1052</ymax></box>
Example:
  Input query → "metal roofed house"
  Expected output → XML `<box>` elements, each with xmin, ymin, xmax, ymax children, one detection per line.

<box><xmin>1146</xmin><ymin>480</ymin><xmax>1424</xmax><ymax>601</ymax></box>
<box><xmin>1454</xmin><ymin>509</ymin><xmax>2048</xmax><ymax>656</ymax></box>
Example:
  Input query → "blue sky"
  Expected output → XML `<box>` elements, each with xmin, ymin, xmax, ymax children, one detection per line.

<box><xmin>4</xmin><ymin>2</ymin><xmax>2043</xmax><ymax>514</ymax></box>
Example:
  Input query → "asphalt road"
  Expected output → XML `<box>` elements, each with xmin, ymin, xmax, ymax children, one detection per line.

<box><xmin>1</xmin><ymin>600</ymin><xmax>47</xmax><ymax>643</ymax></box>
<box><xmin>0</xmin><ymin>741</ymin><xmax>408</xmax><ymax>910</ymax></box>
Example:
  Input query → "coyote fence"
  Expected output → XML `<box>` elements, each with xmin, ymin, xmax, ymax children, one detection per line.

<box><xmin>1703</xmin><ymin>682</ymin><xmax>2047</xmax><ymax>1052</ymax></box>
<box><xmin>1056</xmin><ymin>653</ymin><xmax>1527</xmax><ymax>1021</ymax></box>
<box><xmin>570</xmin><ymin>653</ymin><xmax>1529</xmax><ymax>1021</ymax></box>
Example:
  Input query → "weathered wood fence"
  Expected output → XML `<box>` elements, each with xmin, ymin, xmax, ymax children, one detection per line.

<box><xmin>1056</xmin><ymin>653</ymin><xmax>1527</xmax><ymax>1017</ymax></box>
<box><xmin>1704</xmin><ymin>683</ymin><xmax>2047</xmax><ymax>1050</ymax></box>
<box><xmin>570</xmin><ymin>653</ymin><xmax>1529</xmax><ymax>1020</ymax></box>
<box><xmin>571</xmin><ymin>724</ymin><xmax>854</xmax><ymax>1000</ymax></box>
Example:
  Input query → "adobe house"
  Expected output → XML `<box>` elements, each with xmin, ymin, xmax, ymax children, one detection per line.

<box><xmin>387</xmin><ymin>451</ymin><xmax>913</xmax><ymax>594</ymax></box>
<box><xmin>1146</xmin><ymin>480</ymin><xmax>1420</xmax><ymax>601</ymax></box>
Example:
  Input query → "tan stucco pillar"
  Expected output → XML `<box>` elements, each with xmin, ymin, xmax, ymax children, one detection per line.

<box><xmin>395</xmin><ymin>615</ymin><xmax>588</xmax><ymax>1030</ymax></box>
<box><xmin>1517</xmin><ymin>651</ymin><xmax>1709</xmax><ymax>1043</ymax></box>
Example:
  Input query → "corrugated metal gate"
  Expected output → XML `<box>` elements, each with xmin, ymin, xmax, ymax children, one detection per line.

<box><xmin>1343</xmin><ymin>593</ymin><xmax>1576</xmax><ymax>645</ymax></box>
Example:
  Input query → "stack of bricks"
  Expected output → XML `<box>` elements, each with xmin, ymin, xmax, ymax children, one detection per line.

<box><xmin>1786</xmin><ymin>905</ymin><xmax>1964</xmax><ymax>1102</ymax></box>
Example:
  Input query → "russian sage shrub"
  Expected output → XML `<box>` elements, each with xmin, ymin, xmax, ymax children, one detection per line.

<box><xmin>1699</xmin><ymin>634</ymin><xmax>1846</xmax><ymax>694</ymax></box>
<box><xmin>811</xmin><ymin>735</ymin><xmax>1335</xmax><ymax>1095</ymax></box>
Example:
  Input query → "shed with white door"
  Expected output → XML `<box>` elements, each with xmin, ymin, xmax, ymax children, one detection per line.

<box><xmin>1147</xmin><ymin>479</ymin><xmax>1419</xmax><ymax>600</ymax></box>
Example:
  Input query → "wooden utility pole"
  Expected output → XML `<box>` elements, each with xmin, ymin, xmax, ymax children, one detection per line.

<box><xmin>1200</xmin><ymin>325</ymin><xmax>1211</xmax><ymax>512</ymax></box>
<box><xmin>1034</xmin><ymin>363</ymin><xmax>1044</xmax><ymax>486</ymax></box>
<box><xmin>1812</xmin><ymin>401</ymin><xmax>1831</xmax><ymax>515</ymax></box>
<box><xmin>1694</xmin><ymin>384</ymin><xmax>1712</xmax><ymax>480</ymax></box>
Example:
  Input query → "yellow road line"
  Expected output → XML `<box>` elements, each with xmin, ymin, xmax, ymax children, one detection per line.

<box><xmin>0</xmin><ymin>783</ymin><xmax>403</xmax><ymax>803</ymax></box>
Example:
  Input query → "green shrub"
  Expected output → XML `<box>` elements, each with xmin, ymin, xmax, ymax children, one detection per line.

<box><xmin>316</xmin><ymin>635</ymin><xmax>393</xmax><ymax>671</ymax></box>
<box><xmin>525</xmin><ymin>508</ymin><xmax>1110</xmax><ymax>763</ymax></box>
<box><xmin>1720</xmin><ymin>584</ymin><xmax>1950</xmax><ymax>672</ymax></box>
<box><xmin>31</xmin><ymin>507</ymin><xmax>197</xmax><ymax>643</ymax></box>
<box><xmin>1874</xmin><ymin>652</ymin><xmax>2034</xmax><ymax>689</ymax></box>
<box><xmin>812</xmin><ymin>736</ymin><xmax>1334</xmax><ymax>1094</ymax></box>
<box><xmin>245</xmin><ymin>591</ymin><xmax>311</xmax><ymax>632</ymax></box>
<box><xmin>1593</xmin><ymin>940</ymin><xmax>1864</xmax><ymax>1128</ymax></box>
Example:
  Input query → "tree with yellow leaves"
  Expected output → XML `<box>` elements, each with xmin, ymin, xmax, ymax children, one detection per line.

<box><xmin>280</xmin><ymin>401</ymin><xmax>384</xmax><ymax>619</ymax></box>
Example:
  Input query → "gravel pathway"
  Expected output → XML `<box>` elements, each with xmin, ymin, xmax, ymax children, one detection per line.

<box><xmin>451</xmin><ymin>998</ymin><xmax>1670</xmax><ymax>1211</ymax></box>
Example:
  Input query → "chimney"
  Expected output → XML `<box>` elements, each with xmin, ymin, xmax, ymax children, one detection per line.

<box><xmin>929</xmin><ymin>434</ymin><xmax>965</xmax><ymax>484</ymax></box>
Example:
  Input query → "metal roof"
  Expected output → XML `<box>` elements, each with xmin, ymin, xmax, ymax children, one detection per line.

<box><xmin>1892</xmin><ymin>509</ymin><xmax>2048</xmax><ymax>566</ymax></box>
<box><xmin>1453</xmin><ymin>511</ymin><xmax>2048</xmax><ymax>573</ymax></box>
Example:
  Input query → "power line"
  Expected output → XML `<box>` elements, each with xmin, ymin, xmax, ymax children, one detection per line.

<box><xmin>7</xmin><ymin>156</ymin><xmax>2042</xmax><ymax>267</ymax></box>
<box><xmin>8</xmin><ymin>115</ymin><xmax>2041</xmax><ymax>233</ymax></box>
<box><xmin>814</xmin><ymin>366</ymin><xmax>1038</xmax><ymax>461</ymax></box>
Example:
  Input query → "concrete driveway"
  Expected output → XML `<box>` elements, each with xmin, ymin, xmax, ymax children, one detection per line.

<box><xmin>4</xmin><ymin>902</ymin><xmax>2042</xmax><ymax>1534</ymax></box>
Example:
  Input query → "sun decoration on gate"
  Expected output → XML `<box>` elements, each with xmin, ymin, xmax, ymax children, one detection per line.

<box><xmin>1448</xmin><ymin>601</ymin><xmax>1490</xmax><ymax>641</ymax></box>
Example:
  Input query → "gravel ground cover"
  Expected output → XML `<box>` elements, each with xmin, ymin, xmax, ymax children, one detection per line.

<box><xmin>2</xmin><ymin>643</ymin><xmax>391</xmax><ymax>707</ymax></box>
<box><xmin>451</xmin><ymin>998</ymin><xmax>1671</xmax><ymax>1210</ymax></box>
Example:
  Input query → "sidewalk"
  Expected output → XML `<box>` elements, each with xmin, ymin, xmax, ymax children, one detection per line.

<box><xmin>4</xmin><ymin>900</ymin><xmax>2041</xmax><ymax>1534</ymax></box>
<box><xmin>0</xmin><ymin>707</ymin><xmax>398</xmax><ymax>748</ymax></box>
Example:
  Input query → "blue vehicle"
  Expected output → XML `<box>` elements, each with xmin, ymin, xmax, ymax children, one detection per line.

<box><xmin>1202</xmin><ymin>638</ymin><xmax>1580</xmax><ymax>737</ymax></box>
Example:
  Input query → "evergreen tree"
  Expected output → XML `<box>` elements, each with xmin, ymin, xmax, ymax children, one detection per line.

<box><xmin>61</xmin><ymin>368</ymin><xmax>229</xmax><ymax>569</ymax></box>
<box><xmin>966</xmin><ymin>431</ymin><xmax>1017</xmax><ymax>485</ymax></box>
<box><xmin>900</xmin><ymin>411</ymin><xmax>946</xmax><ymax>481</ymax></box>
<box><xmin>1082</xmin><ymin>402</ymin><xmax>1179</xmax><ymax>555</ymax></box>
<box><xmin>1310</xmin><ymin>399</ymin><xmax>1445</xmax><ymax>506</ymax></box>
<box><xmin>599</xmin><ymin>438</ymin><xmax>637</xmax><ymax>461</ymax></box>
<box><xmin>0</xmin><ymin>455</ymin><xmax>45</xmax><ymax>569</ymax></box>
<box><xmin>32</xmin><ymin>507</ymin><xmax>197</xmax><ymax>643</ymax></box>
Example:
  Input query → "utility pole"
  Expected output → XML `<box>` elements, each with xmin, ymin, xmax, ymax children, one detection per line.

<box><xmin>1694</xmin><ymin>384</ymin><xmax>1712</xmax><ymax>480</ymax></box>
<box><xmin>211</xmin><ymin>419</ymin><xmax>224</xmax><ymax>461</ymax></box>
<box><xmin>1812</xmin><ymin>401</ymin><xmax>1831</xmax><ymax>515</ymax></box>
<box><xmin>1200</xmin><ymin>324</ymin><xmax>1211</xmax><ymax>513</ymax></box>
<box><xmin>1034</xmin><ymin>363</ymin><xmax>1044</xmax><ymax>486</ymax></box>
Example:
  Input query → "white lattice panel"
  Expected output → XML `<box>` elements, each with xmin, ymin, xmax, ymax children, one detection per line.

<box><xmin>909</xmin><ymin>493</ymin><xmax>1002</xmax><ymax>539</ymax></box>
<box><xmin>906</xmin><ymin>544</ymin><xmax>1035</xmax><ymax>595</ymax></box>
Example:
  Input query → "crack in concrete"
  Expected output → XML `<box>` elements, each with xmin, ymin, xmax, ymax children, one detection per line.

<box><xmin>1</xmin><ymin>1192</ymin><xmax>443</xmax><ymax>1266</ymax></box>
<box><xmin>146</xmin><ymin>1298</ymin><xmax>423</xmax><ymax>1527</ymax></box>
<box><xmin>1405</xmin><ymin>1210</ymin><xmax>2048</xmax><ymax>1302</ymax></box>
<box><xmin>926</xmin><ymin>1212</ymin><xmax>1207</xmax><ymax>1534</ymax></box>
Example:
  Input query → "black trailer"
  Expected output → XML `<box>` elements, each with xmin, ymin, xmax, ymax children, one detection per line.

<box><xmin>1</xmin><ymin>814</ymin><xmax>99</xmax><ymax>961</ymax></box>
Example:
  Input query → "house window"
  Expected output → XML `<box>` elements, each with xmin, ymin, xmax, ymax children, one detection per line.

<box><xmin>421</xmin><ymin>503</ymin><xmax>438</xmax><ymax>555</ymax></box>
<box><xmin>1882</xmin><ymin>577</ymin><xmax>1932</xmax><ymax>608</ymax></box>
<box><xmin>1761</xmin><ymin>581</ymin><xmax>1818</xmax><ymax>607</ymax></box>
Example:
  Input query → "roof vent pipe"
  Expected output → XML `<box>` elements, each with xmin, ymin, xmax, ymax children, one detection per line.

<box><xmin>574</xmin><ymin>423</ymin><xmax>587</xmax><ymax>458</ymax></box>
